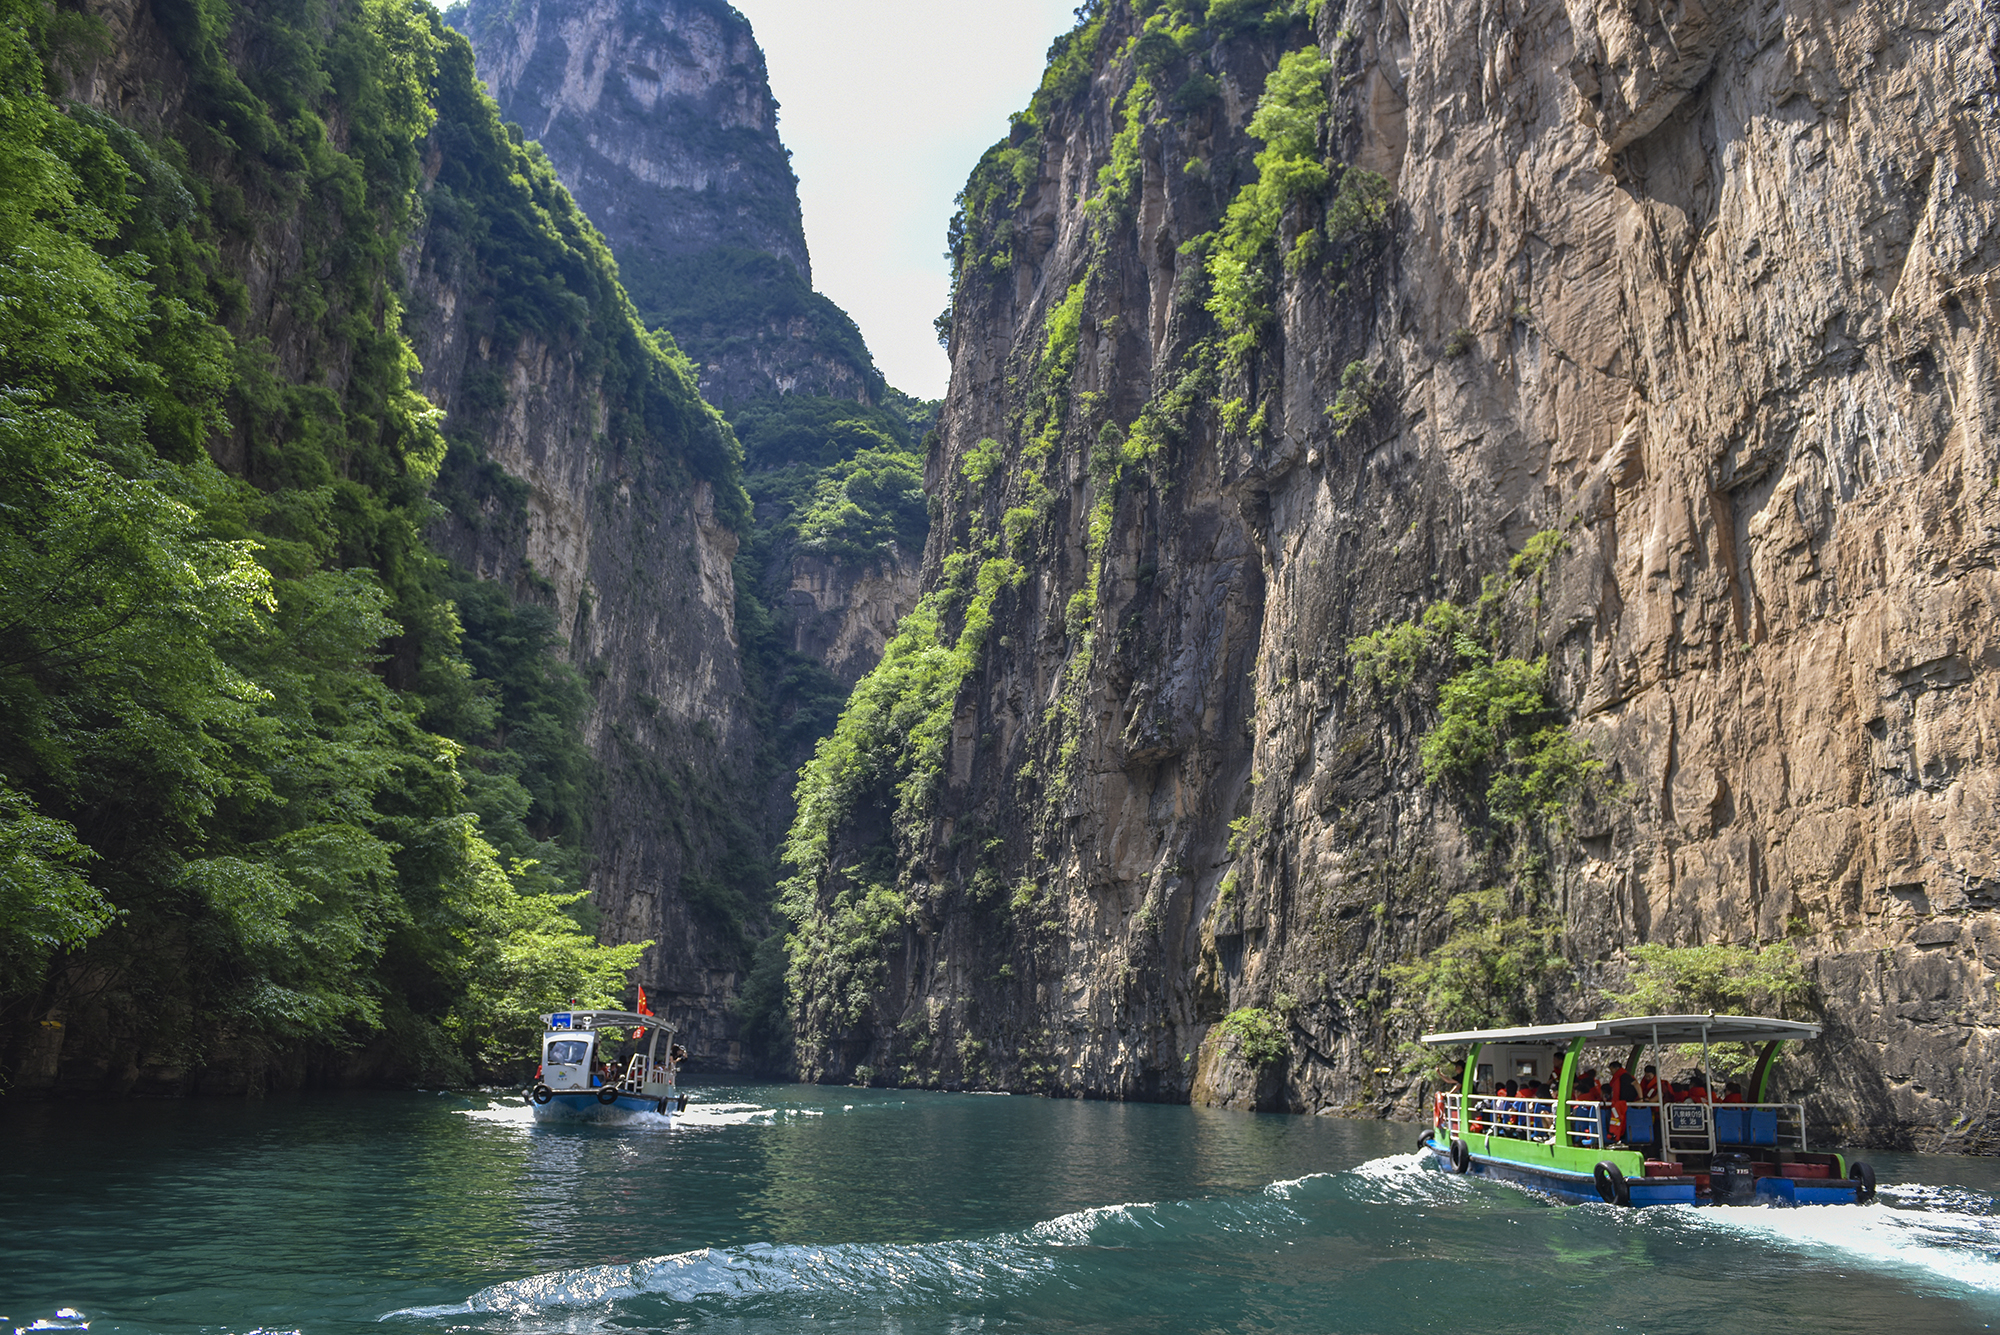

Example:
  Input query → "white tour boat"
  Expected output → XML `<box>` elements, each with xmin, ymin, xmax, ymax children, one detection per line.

<box><xmin>525</xmin><ymin>1009</ymin><xmax>688</xmax><ymax>1124</ymax></box>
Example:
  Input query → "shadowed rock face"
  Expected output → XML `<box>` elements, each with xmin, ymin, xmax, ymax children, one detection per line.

<box><xmin>446</xmin><ymin>0</ymin><xmax>879</xmax><ymax>406</ymax></box>
<box><xmin>787</xmin><ymin>0</ymin><xmax>2000</xmax><ymax>1149</ymax></box>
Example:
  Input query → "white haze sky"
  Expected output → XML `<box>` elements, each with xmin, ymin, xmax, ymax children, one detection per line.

<box><xmin>728</xmin><ymin>0</ymin><xmax>1081</xmax><ymax>400</ymax></box>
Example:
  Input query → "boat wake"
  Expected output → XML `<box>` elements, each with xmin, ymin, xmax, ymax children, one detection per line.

<box><xmin>381</xmin><ymin>1153</ymin><xmax>2000</xmax><ymax>1330</ymax></box>
<box><xmin>455</xmin><ymin>1096</ymin><xmax>826</xmax><ymax>1131</ymax></box>
<box><xmin>1692</xmin><ymin>1185</ymin><xmax>2000</xmax><ymax>1297</ymax></box>
<box><xmin>381</xmin><ymin>1169</ymin><xmax>1394</xmax><ymax>1327</ymax></box>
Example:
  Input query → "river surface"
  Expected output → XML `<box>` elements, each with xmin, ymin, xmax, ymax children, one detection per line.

<box><xmin>4</xmin><ymin>1082</ymin><xmax>1999</xmax><ymax>1334</ymax></box>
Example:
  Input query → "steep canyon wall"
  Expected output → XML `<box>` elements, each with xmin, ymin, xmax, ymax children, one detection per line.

<box><xmin>448</xmin><ymin>0</ymin><xmax>925</xmax><ymax>980</ymax></box>
<box><xmin>444</xmin><ymin>0</ymin><xmax>881</xmax><ymax>407</ymax></box>
<box><xmin>785</xmin><ymin>0</ymin><xmax>2000</xmax><ymax>1149</ymax></box>
<box><xmin>60</xmin><ymin>0</ymin><xmax>762</xmax><ymax>1069</ymax></box>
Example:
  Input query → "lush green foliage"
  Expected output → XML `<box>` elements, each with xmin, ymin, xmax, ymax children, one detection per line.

<box><xmin>1218</xmin><ymin>1005</ymin><xmax>1289</xmax><ymax>1068</ymax></box>
<box><xmin>793</xmin><ymin>449</ymin><xmax>928</xmax><ymax>562</ymax></box>
<box><xmin>0</xmin><ymin>0</ymin><xmax>666</xmax><ymax>1084</ymax></box>
<box><xmin>1348</xmin><ymin>600</ymin><xmax>1465</xmax><ymax>698</ymax></box>
<box><xmin>1346</xmin><ymin>532</ymin><xmax>1601</xmax><ymax>831</ymax></box>
<box><xmin>960</xmin><ymin>437</ymin><xmax>1005</xmax><ymax>492</ymax></box>
<box><xmin>1324</xmin><ymin>360</ymin><xmax>1378</xmax><ymax>436</ymax></box>
<box><xmin>778</xmin><ymin>554</ymin><xmax>1024</xmax><ymax>1035</ymax></box>
<box><xmin>1320</xmin><ymin>166</ymin><xmax>1394</xmax><ymax>273</ymax></box>
<box><xmin>1421</xmin><ymin>653</ymin><xmax>1606</xmax><ymax>830</ymax></box>
<box><xmin>1600</xmin><ymin>943</ymin><xmax>1811</xmax><ymax>1016</ymax></box>
<box><xmin>1387</xmin><ymin>889</ymin><xmax>1568</xmax><ymax>1043</ymax></box>
<box><xmin>1204</xmin><ymin>45</ymin><xmax>1331</xmax><ymax>360</ymax></box>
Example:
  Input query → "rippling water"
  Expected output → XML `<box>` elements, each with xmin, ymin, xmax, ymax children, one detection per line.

<box><xmin>4</xmin><ymin>1083</ymin><xmax>1998</xmax><ymax>1333</ymax></box>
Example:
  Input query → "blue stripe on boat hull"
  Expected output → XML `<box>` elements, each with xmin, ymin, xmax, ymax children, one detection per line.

<box><xmin>1423</xmin><ymin>1136</ymin><xmax>1695</xmax><ymax>1207</ymax></box>
<box><xmin>1755</xmin><ymin>1176</ymin><xmax>1862</xmax><ymax>1205</ymax></box>
<box><xmin>531</xmin><ymin>1091</ymin><xmax>669</xmax><ymax>1123</ymax></box>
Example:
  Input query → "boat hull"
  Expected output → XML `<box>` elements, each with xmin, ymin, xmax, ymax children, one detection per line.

<box><xmin>530</xmin><ymin>1090</ymin><xmax>673</xmax><ymax>1124</ymax></box>
<box><xmin>1421</xmin><ymin>1134</ymin><xmax>1860</xmax><ymax>1207</ymax></box>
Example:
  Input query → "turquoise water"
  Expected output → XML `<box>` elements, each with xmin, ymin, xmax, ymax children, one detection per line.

<box><xmin>4</xmin><ymin>1083</ymin><xmax>1999</xmax><ymax>1333</ymax></box>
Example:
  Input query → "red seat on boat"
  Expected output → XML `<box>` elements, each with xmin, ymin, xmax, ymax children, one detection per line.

<box><xmin>1781</xmin><ymin>1162</ymin><xmax>1832</xmax><ymax>1179</ymax></box>
<box><xmin>1643</xmin><ymin>1160</ymin><xmax>1683</xmax><ymax>1177</ymax></box>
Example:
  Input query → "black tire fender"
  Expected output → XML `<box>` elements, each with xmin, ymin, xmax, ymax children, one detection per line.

<box><xmin>1594</xmin><ymin>1160</ymin><xmax>1630</xmax><ymax>1207</ymax></box>
<box><xmin>1849</xmin><ymin>1159</ymin><xmax>1877</xmax><ymax>1203</ymax></box>
<box><xmin>677</xmin><ymin>1094</ymin><xmax>689</xmax><ymax>1112</ymax></box>
<box><xmin>597</xmin><ymin>1085</ymin><xmax>619</xmax><ymax>1105</ymax></box>
<box><xmin>530</xmin><ymin>1084</ymin><xmax>553</xmax><ymax>1106</ymax></box>
<box><xmin>1448</xmin><ymin>1137</ymin><xmax>1471</xmax><ymax>1174</ymax></box>
<box><xmin>656</xmin><ymin>1097</ymin><xmax>671</xmax><ymax>1115</ymax></box>
<box><xmin>1419</xmin><ymin>1131</ymin><xmax>1437</xmax><ymax>1155</ymax></box>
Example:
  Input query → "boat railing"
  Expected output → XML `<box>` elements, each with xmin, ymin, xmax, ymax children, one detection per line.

<box><xmin>1436</xmin><ymin>1092</ymin><xmax>1811</xmax><ymax>1152</ymax></box>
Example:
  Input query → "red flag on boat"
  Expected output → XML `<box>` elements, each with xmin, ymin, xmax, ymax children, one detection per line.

<box><xmin>633</xmin><ymin>985</ymin><xmax>653</xmax><ymax>1039</ymax></box>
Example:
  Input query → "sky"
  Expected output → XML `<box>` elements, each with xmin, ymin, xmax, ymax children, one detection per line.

<box><xmin>727</xmin><ymin>0</ymin><xmax>1082</xmax><ymax>401</ymax></box>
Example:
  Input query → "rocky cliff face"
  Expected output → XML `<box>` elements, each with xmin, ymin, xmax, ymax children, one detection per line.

<box><xmin>784</xmin><ymin>0</ymin><xmax>2000</xmax><ymax>1150</ymax></box>
<box><xmin>447</xmin><ymin>0</ymin><xmax>926</xmax><ymax>948</ymax></box>
<box><xmin>404</xmin><ymin>268</ymin><xmax>758</xmax><ymax>1064</ymax></box>
<box><xmin>784</xmin><ymin>555</ymin><xmax>924</xmax><ymax>688</ymax></box>
<box><xmin>445</xmin><ymin>0</ymin><xmax>880</xmax><ymax>407</ymax></box>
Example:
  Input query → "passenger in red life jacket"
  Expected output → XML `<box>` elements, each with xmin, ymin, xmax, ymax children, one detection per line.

<box><xmin>1638</xmin><ymin>1065</ymin><xmax>1660</xmax><ymax>1101</ymax></box>
<box><xmin>1684</xmin><ymin>1073</ymin><xmax>1712</xmax><ymax>1103</ymax></box>
<box><xmin>1720</xmin><ymin>1081</ymin><xmax>1746</xmax><ymax>1104</ymax></box>
<box><xmin>1575</xmin><ymin>1068</ymin><xmax>1604</xmax><ymax>1104</ymax></box>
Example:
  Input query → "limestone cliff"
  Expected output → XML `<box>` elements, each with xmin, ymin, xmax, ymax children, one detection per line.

<box><xmin>405</xmin><ymin>38</ymin><xmax>763</xmax><ymax>1064</ymax></box>
<box><xmin>444</xmin><ymin>0</ymin><xmax>880</xmax><ymax>407</ymax></box>
<box><xmin>447</xmin><ymin>0</ymin><xmax>925</xmax><ymax>967</ymax></box>
<box><xmin>783</xmin><ymin>0</ymin><xmax>2000</xmax><ymax>1150</ymax></box>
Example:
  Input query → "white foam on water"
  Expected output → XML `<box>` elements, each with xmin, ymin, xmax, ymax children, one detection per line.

<box><xmin>1264</xmin><ymin>1171</ymin><xmax>1337</xmax><ymax>1198</ymax></box>
<box><xmin>1338</xmin><ymin>1149</ymin><xmax>1483</xmax><ymax>1208</ymax></box>
<box><xmin>1691</xmin><ymin>1188</ymin><xmax>2000</xmax><ymax>1298</ymax></box>
<box><xmin>1342</xmin><ymin>1152</ymin><xmax>1432</xmax><ymax>1185</ymax></box>
<box><xmin>384</xmin><ymin>1184</ymin><xmax>1321</xmax><ymax>1324</ymax></box>
<box><xmin>384</xmin><ymin>1235</ymin><xmax>1057</xmax><ymax>1321</ymax></box>
<box><xmin>673</xmin><ymin>1103</ymin><xmax>777</xmax><ymax>1127</ymax></box>
<box><xmin>455</xmin><ymin>1102</ymin><xmax>673</xmax><ymax>1131</ymax></box>
<box><xmin>1027</xmin><ymin>1201</ymin><xmax>1153</xmax><ymax>1246</ymax></box>
<box><xmin>456</xmin><ymin>1103</ymin><xmax>537</xmax><ymax>1127</ymax></box>
<box><xmin>456</xmin><ymin>1095</ymin><xmax>840</xmax><ymax>1133</ymax></box>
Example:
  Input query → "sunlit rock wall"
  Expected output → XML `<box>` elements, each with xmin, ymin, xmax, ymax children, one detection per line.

<box><xmin>789</xmin><ymin>0</ymin><xmax>2000</xmax><ymax>1150</ymax></box>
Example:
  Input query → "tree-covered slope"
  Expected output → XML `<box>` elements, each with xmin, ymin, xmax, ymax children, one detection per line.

<box><xmin>0</xmin><ymin>0</ymin><xmax>744</xmax><ymax>1091</ymax></box>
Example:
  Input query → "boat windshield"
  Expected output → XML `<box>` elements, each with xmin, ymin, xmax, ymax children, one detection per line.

<box><xmin>545</xmin><ymin>1039</ymin><xmax>592</xmax><ymax>1065</ymax></box>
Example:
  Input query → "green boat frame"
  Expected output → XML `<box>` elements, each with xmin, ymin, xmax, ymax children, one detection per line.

<box><xmin>1418</xmin><ymin>1014</ymin><xmax>1876</xmax><ymax>1207</ymax></box>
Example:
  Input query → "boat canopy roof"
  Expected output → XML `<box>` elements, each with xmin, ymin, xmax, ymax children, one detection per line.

<box><xmin>542</xmin><ymin>1010</ymin><xmax>674</xmax><ymax>1033</ymax></box>
<box><xmin>1419</xmin><ymin>1014</ymin><xmax>1820</xmax><ymax>1047</ymax></box>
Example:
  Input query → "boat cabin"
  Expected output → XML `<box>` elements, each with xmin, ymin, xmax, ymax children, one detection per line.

<box><xmin>538</xmin><ymin>1011</ymin><xmax>677</xmax><ymax>1099</ymax></box>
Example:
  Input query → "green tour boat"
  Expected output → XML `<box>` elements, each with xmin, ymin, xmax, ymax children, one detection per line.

<box><xmin>1418</xmin><ymin>1014</ymin><xmax>1877</xmax><ymax>1207</ymax></box>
